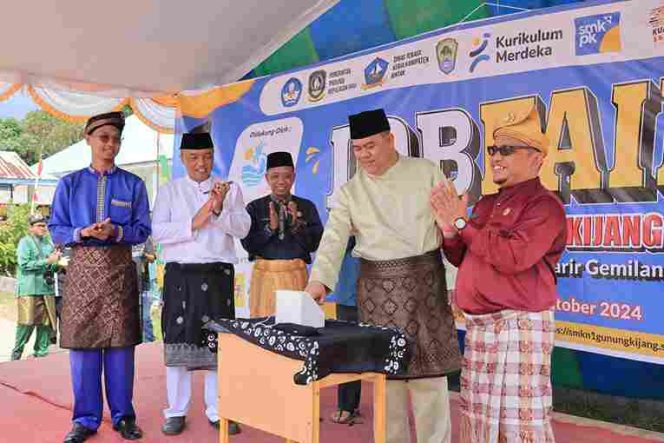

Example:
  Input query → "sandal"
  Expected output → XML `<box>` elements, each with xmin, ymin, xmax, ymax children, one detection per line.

<box><xmin>330</xmin><ymin>409</ymin><xmax>363</xmax><ymax>426</ymax></box>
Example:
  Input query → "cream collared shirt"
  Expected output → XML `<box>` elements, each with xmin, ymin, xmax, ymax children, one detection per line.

<box><xmin>310</xmin><ymin>155</ymin><xmax>444</xmax><ymax>291</ymax></box>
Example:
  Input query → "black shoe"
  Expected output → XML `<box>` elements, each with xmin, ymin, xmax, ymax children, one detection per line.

<box><xmin>63</xmin><ymin>423</ymin><xmax>96</xmax><ymax>443</ymax></box>
<box><xmin>209</xmin><ymin>419</ymin><xmax>241</xmax><ymax>435</ymax></box>
<box><xmin>113</xmin><ymin>417</ymin><xmax>143</xmax><ymax>440</ymax></box>
<box><xmin>161</xmin><ymin>416</ymin><xmax>186</xmax><ymax>436</ymax></box>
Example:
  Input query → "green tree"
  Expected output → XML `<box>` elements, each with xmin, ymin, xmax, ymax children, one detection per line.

<box><xmin>0</xmin><ymin>205</ymin><xmax>30</xmax><ymax>276</ymax></box>
<box><xmin>0</xmin><ymin>111</ymin><xmax>85</xmax><ymax>164</ymax></box>
<box><xmin>20</xmin><ymin>111</ymin><xmax>84</xmax><ymax>164</ymax></box>
<box><xmin>0</xmin><ymin>118</ymin><xmax>24</xmax><ymax>154</ymax></box>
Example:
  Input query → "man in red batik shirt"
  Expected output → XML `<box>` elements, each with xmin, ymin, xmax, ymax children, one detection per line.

<box><xmin>431</xmin><ymin>103</ymin><xmax>566</xmax><ymax>442</ymax></box>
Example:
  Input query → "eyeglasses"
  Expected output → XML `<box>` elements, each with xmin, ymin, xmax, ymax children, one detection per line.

<box><xmin>33</xmin><ymin>224</ymin><xmax>47</xmax><ymax>228</ymax></box>
<box><xmin>94</xmin><ymin>134</ymin><xmax>123</xmax><ymax>145</ymax></box>
<box><xmin>487</xmin><ymin>145</ymin><xmax>537</xmax><ymax>157</ymax></box>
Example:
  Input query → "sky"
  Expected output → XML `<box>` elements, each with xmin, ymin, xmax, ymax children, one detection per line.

<box><xmin>0</xmin><ymin>91</ymin><xmax>38</xmax><ymax>120</ymax></box>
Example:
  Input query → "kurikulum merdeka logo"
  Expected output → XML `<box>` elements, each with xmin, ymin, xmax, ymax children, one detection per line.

<box><xmin>281</xmin><ymin>77</ymin><xmax>302</xmax><ymax>107</ymax></box>
<box><xmin>362</xmin><ymin>57</ymin><xmax>389</xmax><ymax>89</ymax></box>
<box><xmin>436</xmin><ymin>38</ymin><xmax>458</xmax><ymax>74</ymax></box>
<box><xmin>308</xmin><ymin>70</ymin><xmax>326</xmax><ymax>102</ymax></box>
<box><xmin>649</xmin><ymin>6</ymin><xmax>664</xmax><ymax>44</ymax></box>
<box><xmin>574</xmin><ymin>12</ymin><xmax>621</xmax><ymax>56</ymax></box>
<box><xmin>469</xmin><ymin>33</ymin><xmax>491</xmax><ymax>73</ymax></box>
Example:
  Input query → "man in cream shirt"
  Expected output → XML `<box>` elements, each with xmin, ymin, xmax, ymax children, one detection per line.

<box><xmin>306</xmin><ymin>109</ymin><xmax>461</xmax><ymax>443</ymax></box>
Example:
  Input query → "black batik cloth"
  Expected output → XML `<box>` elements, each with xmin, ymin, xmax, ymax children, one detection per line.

<box><xmin>202</xmin><ymin>318</ymin><xmax>409</xmax><ymax>385</ymax></box>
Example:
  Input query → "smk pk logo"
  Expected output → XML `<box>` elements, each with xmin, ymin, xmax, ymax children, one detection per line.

<box><xmin>575</xmin><ymin>12</ymin><xmax>621</xmax><ymax>56</ymax></box>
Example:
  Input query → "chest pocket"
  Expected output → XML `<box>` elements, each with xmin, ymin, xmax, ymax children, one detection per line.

<box><xmin>109</xmin><ymin>199</ymin><xmax>132</xmax><ymax>224</ymax></box>
<box><xmin>488</xmin><ymin>203</ymin><xmax>526</xmax><ymax>236</ymax></box>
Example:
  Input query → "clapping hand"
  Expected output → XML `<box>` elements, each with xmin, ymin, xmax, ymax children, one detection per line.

<box><xmin>81</xmin><ymin>218</ymin><xmax>116</xmax><ymax>241</ymax></box>
<box><xmin>287</xmin><ymin>201</ymin><xmax>305</xmax><ymax>232</ymax></box>
<box><xmin>268</xmin><ymin>201</ymin><xmax>279</xmax><ymax>231</ymax></box>
<box><xmin>192</xmin><ymin>200</ymin><xmax>214</xmax><ymax>230</ymax></box>
<box><xmin>430</xmin><ymin>179</ymin><xmax>468</xmax><ymax>234</ymax></box>
<box><xmin>210</xmin><ymin>181</ymin><xmax>231</xmax><ymax>215</ymax></box>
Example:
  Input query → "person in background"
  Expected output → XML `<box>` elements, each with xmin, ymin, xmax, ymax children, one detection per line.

<box><xmin>54</xmin><ymin>247</ymin><xmax>72</xmax><ymax>325</ymax></box>
<box><xmin>132</xmin><ymin>236</ymin><xmax>156</xmax><ymax>342</ymax></box>
<box><xmin>329</xmin><ymin>236</ymin><xmax>362</xmax><ymax>425</ymax></box>
<box><xmin>11</xmin><ymin>214</ymin><xmax>60</xmax><ymax>360</ymax></box>
<box><xmin>241</xmin><ymin>151</ymin><xmax>323</xmax><ymax>317</ymax></box>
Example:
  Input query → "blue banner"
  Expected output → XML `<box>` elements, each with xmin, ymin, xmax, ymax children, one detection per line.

<box><xmin>176</xmin><ymin>0</ymin><xmax>664</xmax><ymax>363</ymax></box>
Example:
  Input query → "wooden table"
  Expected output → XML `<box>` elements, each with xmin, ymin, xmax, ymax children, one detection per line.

<box><xmin>217</xmin><ymin>333</ymin><xmax>387</xmax><ymax>443</ymax></box>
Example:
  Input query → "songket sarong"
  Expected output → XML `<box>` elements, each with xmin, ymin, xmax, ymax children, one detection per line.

<box><xmin>61</xmin><ymin>245</ymin><xmax>140</xmax><ymax>349</ymax></box>
<box><xmin>249</xmin><ymin>258</ymin><xmax>308</xmax><ymax>318</ymax></box>
<box><xmin>357</xmin><ymin>249</ymin><xmax>461</xmax><ymax>378</ymax></box>
<box><xmin>460</xmin><ymin>309</ymin><xmax>556</xmax><ymax>443</ymax></box>
<box><xmin>17</xmin><ymin>295</ymin><xmax>56</xmax><ymax>327</ymax></box>
<box><xmin>162</xmin><ymin>262</ymin><xmax>235</xmax><ymax>370</ymax></box>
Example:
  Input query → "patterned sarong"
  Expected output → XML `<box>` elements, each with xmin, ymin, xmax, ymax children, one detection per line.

<box><xmin>249</xmin><ymin>258</ymin><xmax>308</xmax><ymax>318</ymax></box>
<box><xmin>163</xmin><ymin>261</ymin><xmax>235</xmax><ymax>369</ymax></box>
<box><xmin>357</xmin><ymin>249</ymin><xmax>461</xmax><ymax>379</ymax></box>
<box><xmin>61</xmin><ymin>245</ymin><xmax>140</xmax><ymax>349</ymax></box>
<box><xmin>460</xmin><ymin>309</ymin><xmax>556</xmax><ymax>443</ymax></box>
<box><xmin>17</xmin><ymin>295</ymin><xmax>56</xmax><ymax>327</ymax></box>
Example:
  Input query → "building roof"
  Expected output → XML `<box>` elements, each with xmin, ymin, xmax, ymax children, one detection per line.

<box><xmin>38</xmin><ymin>115</ymin><xmax>174</xmax><ymax>178</ymax></box>
<box><xmin>0</xmin><ymin>150</ymin><xmax>57</xmax><ymax>185</ymax></box>
<box><xmin>0</xmin><ymin>151</ymin><xmax>34</xmax><ymax>179</ymax></box>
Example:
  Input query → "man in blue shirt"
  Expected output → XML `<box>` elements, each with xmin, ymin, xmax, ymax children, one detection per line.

<box><xmin>330</xmin><ymin>237</ymin><xmax>362</xmax><ymax>424</ymax></box>
<box><xmin>49</xmin><ymin>112</ymin><xmax>151</xmax><ymax>443</ymax></box>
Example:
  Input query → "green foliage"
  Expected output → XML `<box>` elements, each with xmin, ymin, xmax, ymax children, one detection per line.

<box><xmin>0</xmin><ymin>205</ymin><xmax>31</xmax><ymax>276</ymax></box>
<box><xmin>0</xmin><ymin>110</ymin><xmax>85</xmax><ymax>165</ymax></box>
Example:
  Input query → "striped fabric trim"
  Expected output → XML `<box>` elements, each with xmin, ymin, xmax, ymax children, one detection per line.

<box><xmin>96</xmin><ymin>175</ymin><xmax>107</xmax><ymax>222</ymax></box>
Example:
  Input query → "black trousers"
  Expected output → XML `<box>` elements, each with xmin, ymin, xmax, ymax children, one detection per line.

<box><xmin>336</xmin><ymin>304</ymin><xmax>362</xmax><ymax>412</ymax></box>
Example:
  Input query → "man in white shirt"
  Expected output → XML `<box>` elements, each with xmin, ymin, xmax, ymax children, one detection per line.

<box><xmin>152</xmin><ymin>132</ymin><xmax>251</xmax><ymax>436</ymax></box>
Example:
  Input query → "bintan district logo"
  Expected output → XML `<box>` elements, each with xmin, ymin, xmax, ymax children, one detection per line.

<box><xmin>308</xmin><ymin>70</ymin><xmax>326</xmax><ymax>102</ymax></box>
<box><xmin>575</xmin><ymin>12</ymin><xmax>622</xmax><ymax>55</ymax></box>
<box><xmin>362</xmin><ymin>57</ymin><xmax>389</xmax><ymax>89</ymax></box>
<box><xmin>469</xmin><ymin>33</ymin><xmax>491</xmax><ymax>73</ymax></box>
<box><xmin>281</xmin><ymin>77</ymin><xmax>302</xmax><ymax>107</ymax></box>
<box><xmin>649</xmin><ymin>6</ymin><xmax>664</xmax><ymax>44</ymax></box>
<box><xmin>436</xmin><ymin>38</ymin><xmax>458</xmax><ymax>74</ymax></box>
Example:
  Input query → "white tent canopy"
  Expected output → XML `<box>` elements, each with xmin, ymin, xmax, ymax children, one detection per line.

<box><xmin>0</xmin><ymin>0</ymin><xmax>337</xmax><ymax>94</ymax></box>
<box><xmin>0</xmin><ymin>0</ymin><xmax>338</xmax><ymax>132</ymax></box>
<box><xmin>39</xmin><ymin>115</ymin><xmax>173</xmax><ymax>178</ymax></box>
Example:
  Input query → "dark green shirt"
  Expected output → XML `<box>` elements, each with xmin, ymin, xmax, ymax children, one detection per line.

<box><xmin>16</xmin><ymin>235</ymin><xmax>55</xmax><ymax>296</ymax></box>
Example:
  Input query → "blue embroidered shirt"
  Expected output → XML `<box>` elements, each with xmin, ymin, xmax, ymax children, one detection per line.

<box><xmin>49</xmin><ymin>166</ymin><xmax>151</xmax><ymax>247</ymax></box>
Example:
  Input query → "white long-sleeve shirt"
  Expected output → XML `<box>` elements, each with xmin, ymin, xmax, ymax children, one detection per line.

<box><xmin>152</xmin><ymin>175</ymin><xmax>251</xmax><ymax>264</ymax></box>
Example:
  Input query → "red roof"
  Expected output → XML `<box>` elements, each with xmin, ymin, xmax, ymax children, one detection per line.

<box><xmin>0</xmin><ymin>151</ymin><xmax>36</xmax><ymax>179</ymax></box>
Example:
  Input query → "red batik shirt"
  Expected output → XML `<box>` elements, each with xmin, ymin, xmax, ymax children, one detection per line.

<box><xmin>443</xmin><ymin>178</ymin><xmax>567</xmax><ymax>314</ymax></box>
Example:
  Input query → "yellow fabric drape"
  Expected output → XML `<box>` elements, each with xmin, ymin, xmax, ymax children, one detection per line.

<box><xmin>249</xmin><ymin>258</ymin><xmax>308</xmax><ymax>318</ymax></box>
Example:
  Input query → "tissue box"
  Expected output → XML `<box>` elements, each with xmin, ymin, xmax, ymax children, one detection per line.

<box><xmin>275</xmin><ymin>290</ymin><xmax>325</xmax><ymax>328</ymax></box>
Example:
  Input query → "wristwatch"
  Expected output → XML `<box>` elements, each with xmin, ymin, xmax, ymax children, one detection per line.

<box><xmin>453</xmin><ymin>217</ymin><xmax>467</xmax><ymax>231</ymax></box>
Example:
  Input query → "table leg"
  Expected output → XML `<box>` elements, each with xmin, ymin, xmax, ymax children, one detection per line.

<box><xmin>373</xmin><ymin>374</ymin><xmax>387</xmax><ymax>443</ymax></box>
<box><xmin>310</xmin><ymin>382</ymin><xmax>321</xmax><ymax>443</ymax></box>
<box><xmin>219</xmin><ymin>417</ymin><xmax>230</xmax><ymax>443</ymax></box>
